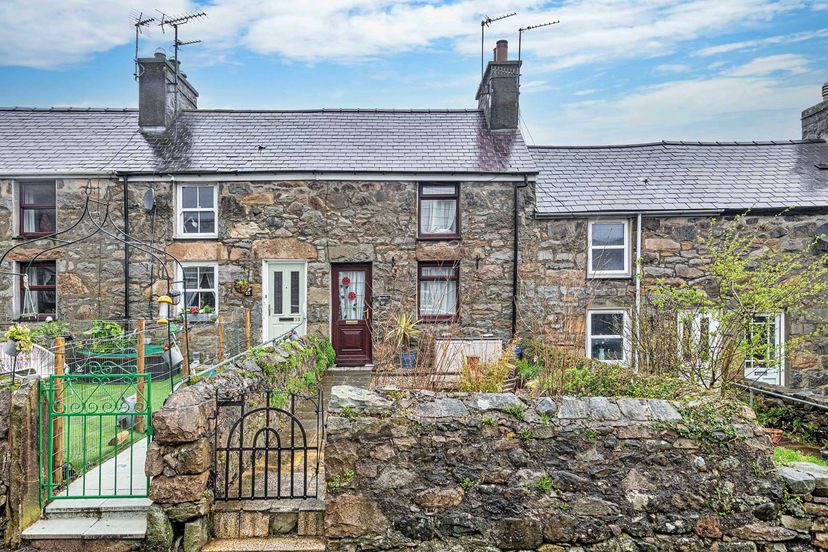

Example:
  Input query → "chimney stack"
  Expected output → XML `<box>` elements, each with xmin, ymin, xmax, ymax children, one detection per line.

<box><xmin>801</xmin><ymin>81</ymin><xmax>828</xmax><ymax>141</ymax></box>
<box><xmin>137</xmin><ymin>51</ymin><xmax>199</xmax><ymax>133</ymax></box>
<box><xmin>476</xmin><ymin>39</ymin><xmax>521</xmax><ymax>131</ymax></box>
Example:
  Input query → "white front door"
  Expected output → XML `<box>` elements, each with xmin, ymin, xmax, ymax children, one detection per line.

<box><xmin>264</xmin><ymin>261</ymin><xmax>307</xmax><ymax>342</ymax></box>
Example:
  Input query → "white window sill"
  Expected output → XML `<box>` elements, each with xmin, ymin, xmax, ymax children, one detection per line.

<box><xmin>174</xmin><ymin>234</ymin><xmax>219</xmax><ymax>240</ymax></box>
<box><xmin>586</xmin><ymin>272</ymin><xmax>632</xmax><ymax>280</ymax></box>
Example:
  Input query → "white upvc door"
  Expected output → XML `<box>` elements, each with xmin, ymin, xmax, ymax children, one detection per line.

<box><xmin>263</xmin><ymin>261</ymin><xmax>307</xmax><ymax>342</ymax></box>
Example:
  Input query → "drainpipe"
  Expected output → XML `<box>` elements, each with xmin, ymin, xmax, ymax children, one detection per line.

<box><xmin>122</xmin><ymin>173</ymin><xmax>130</xmax><ymax>322</ymax></box>
<box><xmin>634</xmin><ymin>212</ymin><xmax>643</xmax><ymax>370</ymax></box>
<box><xmin>511</xmin><ymin>174</ymin><xmax>529</xmax><ymax>337</ymax></box>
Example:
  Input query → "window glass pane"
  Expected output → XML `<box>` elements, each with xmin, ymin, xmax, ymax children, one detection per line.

<box><xmin>420</xmin><ymin>198</ymin><xmax>457</xmax><ymax>235</ymax></box>
<box><xmin>181</xmin><ymin>187</ymin><xmax>198</xmax><ymax>209</ymax></box>
<box><xmin>182</xmin><ymin>211</ymin><xmax>200</xmax><ymax>233</ymax></box>
<box><xmin>592</xmin><ymin>223</ymin><xmax>625</xmax><ymax>246</ymax></box>
<box><xmin>419</xmin><ymin>280</ymin><xmax>457</xmax><ymax>316</ymax></box>
<box><xmin>273</xmin><ymin>272</ymin><xmax>283</xmax><ymax>315</ymax></box>
<box><xmin>185</xmin><ymin>291</ymin><xmax>198</xmax><ymax>307</ymax></box>
<box><xmin>201</xmin><ymin>292</ymin><xmax>216</xmax><ymax>309</ymax></box>
<box><xmin>338</xmin><ymin>270</ymin><xmax>365</xmax><ymax>321</ymax></box>
<box><xmin>198</xmin><ymin>186</ymin><xmax>214</xmax><ymax>208</ymax></box>
<box><xmin>199</xmin><ymin>211</ymin><xmax>215</xmax><ymax>234</ymax></box>
<box><xmin>198</xmin><ymin>268</ymin><xmax>214</xmax><ymax>289</ymax></box>
<box><xmin>591</xmin><ymin>313</ymin><xmax>623</xmax><ymax>336</ymax></box>
<box><xmin>590</xmin><ymin>337</ymin><xmax>623</xmax><ymax>360</ymax></box>
<box><xmin>421</xmin><ymin>266</ymin><xmax>455</xmax><ymax>278</ymax></box>
<box><xmin>33</xmin><ymin>290</ymin><xmax>56</xmax><ymax>315</ymax></box>
<box><xmin>23</xmin><ymin>208</ymin><xmax>56</xmax><ymax>234</ymax></box>
<box><xmin>22</xmin><ymin>182</ymin><xmax>55</xmax><ymax>205</ymax></box>
<box><xmin>290</xmin><ymin>271</ymin><xmax>300</xmax><ymax>314</ymax></box>
<box><xmin>183</xmin><ymin>268</ymin><xmax>198</xmax><ymax>289</ymax></box>
<box><xmin>591</xmin><ymin>248</ymin><xmax>625</xmax><ymax>272</ymax></box>
<box><xmin>27</xmin><ymin>264</ymin><xmax>56</xmax><ymax>286</ymax></box>
<box><xmin>421</xmin><ymin>184</ymin><xmax>456</xmax><ymax>196</ymax></box>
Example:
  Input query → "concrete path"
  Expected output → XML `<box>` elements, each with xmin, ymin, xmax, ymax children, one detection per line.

<box><xmin>62</xmin><ymin>436</ymin><xmax>149</xmax><ymax>497</ymax></box>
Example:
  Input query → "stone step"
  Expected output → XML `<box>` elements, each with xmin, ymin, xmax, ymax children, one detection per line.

<box><xmin>22</xmin><ymin>512</ymin><xmax>146</xmax><ymax>545</ymax></box>
<box><xmin>44</xmin><ymin>497</ymin><xmax>152</xmax><ymax>519</ymax></box>
<box><xmin>203</xmin><ymin>537</ymin><xmax>326</xmax><ymax>552</ymax></box>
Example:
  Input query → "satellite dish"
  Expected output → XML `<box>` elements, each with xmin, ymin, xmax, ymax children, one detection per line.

<box><xmin>142</xmin><ymin>188</ymin><xmax>156</xmax><ymax>212</ymax></box>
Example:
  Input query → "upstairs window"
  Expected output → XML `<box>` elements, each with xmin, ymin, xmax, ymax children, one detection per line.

<box><xmin>177</xmin><ymin>184</ymin><xmax>217</xmax><ymax>238</ymax></box>
<box><xmin>418</xmin><ymin>261</ymin><xmax>459</xmax><ymax>322</ymax></box>
<box><xmin>588</xmin><ymin>220</ymin><xmax>630</xmax><ymax>277</ymax></box>
<box><xmin>418</xmin><ymin>183</ymin><xmax>459</xmax><ymax>239</ymax></box>
<box><xmin>19</xmin><ymin>180</ymin><xmax>56</xmax><ymax>237</ymax></box>
<box><xmin>18</xmin><ymin>261</ymin><xmax>57</xmax><ymax>320</ymax></box>
<box><xmin>586</xmin><ymin>310</ymin><xmax>627</xmax><ymax>363</ymax></box>
<box><xmin>180</xmin><ymin>264</ymin><xmax>219</xmax><ymax>314</ymax></box>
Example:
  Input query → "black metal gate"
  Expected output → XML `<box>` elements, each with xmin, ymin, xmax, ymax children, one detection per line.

<box><xmin>214</xmin><ymin>390</ymin><xmax>323</xmax><ymax>500</ymax></box>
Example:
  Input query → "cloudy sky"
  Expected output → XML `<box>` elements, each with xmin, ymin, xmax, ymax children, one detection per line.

<box><xmin>0</xmin><ymin>0</ymin><xmax>826</xmax><ymax>145</ymax></box>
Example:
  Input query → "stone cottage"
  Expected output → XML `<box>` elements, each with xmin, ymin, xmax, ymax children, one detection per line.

<box><xmin>0</xmin><ymin>41</ymin><xmax>827</xmax><ymax>390</ymax></box>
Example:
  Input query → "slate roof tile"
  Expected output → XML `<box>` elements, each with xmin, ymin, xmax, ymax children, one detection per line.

<box><xmin>530</xmin><ymin>141</ymin><xmax>828</xmax><ymax>215</ymax></box>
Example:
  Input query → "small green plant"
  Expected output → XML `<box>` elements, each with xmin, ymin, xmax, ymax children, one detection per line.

<box><xmin>502</xmin><ymin>404</ymin><xmax>525</xmax><ymax>421</ymax></box>
<box><xmin>389</xmin><ymin>313</ymin><xmax>420</xmax><ymax>349</ymax></box>
<box><xmin>482</xmin><ymin>416</ymin><xmax>496</xmax><ymax>426</ymax></box>
<box><xmin>559</xmin><ymin>500</ymin><xmax>569</xmax><ymax>510</ymax></box>
<box><xmin>30</xmin><ymin>320</ymin><xmax>68</xmax><ymax>347</ymax></box>
<box><xmin>4</xmin><ymin>324</ymin><xmax>33</xmax><ymax>355</ymax></box>
<box><xmin>774</xmin><ymin>446</ymin><xmax>828</xmax><ymax>467</ymax></box>
<box><xmin>536</xmin><ymin>473</ymin><xmax>554</xmax><ymax>493</ymax></box>
<box><xmin>341</xmin><ymin>406</ymin><xmax>357</xmax><ymax>421</ymax></box>
<box><xmin>519</xmin><ymin>428</ymin><xmax>534</xmax><ymax>441</ymax></box>
<box><xmin>709</xmin><ymin>484</ymin><xmax>735</xmax><ymax>515</ymax></box>
<box><xmin>327</xmin><ymin>469</ymin><xmax>355</xmax><ymax>493</ymax></box>
<box><xmin>84</xmin><ymin>319</ymin><xmax>134</xmax><ymax>353</ymax></box>
<box><xmin>583</xmin><ymin>428</ymin><xmax>598</xmax><ymax>439</ymax></box>
<box><xmin>460</xmin><ymin>477</ymin><xmax>474</xmax><ymax>491</ymax></box>
<box><xmin>539</xmin><ymin>413</ymin><xmax>552</xmax><ymax>424</ymax></box>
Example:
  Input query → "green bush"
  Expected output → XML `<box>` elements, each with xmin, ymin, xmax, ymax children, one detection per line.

<box><xmin>562</xmin><ymin>362</ymin><xmax>702</xmax><ymax>401</ymax></box>
<box><xmin>252</xmin><ymin>334</ymin><xmax>336</xmax><ymax>395</ymax></box>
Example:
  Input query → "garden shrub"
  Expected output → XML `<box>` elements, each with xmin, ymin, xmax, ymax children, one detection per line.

<box><xmin>252</xmin><ymin>334</ymin><xmax>335</xmax><ymax>395</ymax></box>
<box><xmin>460</xmin><ymin>345</ymin><xmax>514</xmax><ymax>393</ymax></box>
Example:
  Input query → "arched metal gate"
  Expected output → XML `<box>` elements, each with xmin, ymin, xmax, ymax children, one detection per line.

<box><xmin>213</xmin><ymin>390</ymin><xmax>323</xmax><ymax>500</ymax></box>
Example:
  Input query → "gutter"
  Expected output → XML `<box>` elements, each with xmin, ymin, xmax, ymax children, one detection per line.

<box><xmin>534</xmin><ymin>209</ymin><xmax>724</xmax><ymax>219</ymax></box>
<box><xmin>511</xmin><ymin>174</ymin><xmax>529</xmax><ymax>337</ymax></box>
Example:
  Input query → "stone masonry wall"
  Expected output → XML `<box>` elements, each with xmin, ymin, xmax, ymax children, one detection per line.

<box><xmin>802</xmin><ymin>99</ymin><xmax>828</xmax><ymax>141</ymax></box>
<box><xmin>324</xmin><ymin>385</ymin><xmax>822</xmax><ymax>551</ymax></box>
<box><xmin>519</xmin><ymin>209</ymin><xmax>828</xmax><ymax>390</ymax></box>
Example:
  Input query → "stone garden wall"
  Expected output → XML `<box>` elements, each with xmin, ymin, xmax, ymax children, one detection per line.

<box><xmin>324</xmin><ymin>385</ymin><xmax>826</xmax><ymax>551</ymax></box>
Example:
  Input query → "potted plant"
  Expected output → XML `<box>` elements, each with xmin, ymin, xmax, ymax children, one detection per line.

<box><xmin>162</xmin><ymin>341</ymin><xmax>183</xmax><ymax>368</ymax></box>
<box><xmin>390</xmin><ymin>313</ymin><xmax>420</xmax><ymax>369</ymax></box>
<box><xmin>3</xmin><ymin>324</ymin><xmax>33</xmax><ymax>357</ymax></box>
<box><xmin>233</xmin><ymin>279</ymin><xmax>250</xmax><ymax>294</ymax></box>
<box><xmin>182</xmin><ymin>305</ymin><xmax>215</xmax><ymax>322</ymax></box>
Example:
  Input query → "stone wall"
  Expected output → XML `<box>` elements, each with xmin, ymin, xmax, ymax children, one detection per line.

<box><xmin>519</xmin><ymin>210</ymin><xmax>828</xmax><ymax>389</ymax></box>
<box><xmin>324</xmin><ymin>385</ymin><xmax>823</xmax><ymax>551</ymax></box>
<box><xmin>802</xmin><ymin>98</ymin><xmax>828</xmax><ymax>141</ymax></box>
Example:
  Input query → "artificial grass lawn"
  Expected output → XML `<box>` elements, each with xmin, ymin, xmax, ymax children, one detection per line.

<box><xmin>53</xmin><ymin>374</ymin><xmax>181</xmax><ymax>478</ymax></box>
<box><xmin>773</xmin><ymin>446</ymin><xmax>828</xmax><ymax>467</ymax></box>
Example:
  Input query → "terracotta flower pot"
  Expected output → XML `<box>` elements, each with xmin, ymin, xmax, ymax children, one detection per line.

<box><xmin>764</xmin><ymin>428</ymin><xmax>784</xmax><ymax>445</ymax></box>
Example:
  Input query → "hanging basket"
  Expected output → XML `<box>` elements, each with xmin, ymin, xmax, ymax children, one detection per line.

<box><xmin>163</xmin><ymin>345</ymin><xmax>184</xmax><ymax>368</ymax></box>
<box><xmin>3</xmin><ymin>340</ymin><xmax>18</xmax><ymax>357</ymax></box>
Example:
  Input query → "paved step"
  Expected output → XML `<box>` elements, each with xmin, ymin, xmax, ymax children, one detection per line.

<box><xmin>203</xmin><ymin>537</ymin><xmax>326</xmax><ymax>551</ymax></box>
<box><xmin>44</xmin><ymin>497</ymin><xmax>151</xmax><ymax>519</ymax></box>
<box><xmin>22</xmin><ymin>512</ymin><xmax>146</xmax><ymax>541</ymax></box>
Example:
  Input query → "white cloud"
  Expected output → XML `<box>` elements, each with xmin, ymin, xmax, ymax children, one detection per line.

<box><xmin>533</xmin><ymin>72</ymin><xmax>819</xmax><ymax>144</ymax></box>
<box><xmin>728</xmin><ymin>54</ymin><xmax>810</xmax><ymax>76</ymax></box>
<box><xmin>655</xmin><ymin>63</ymin><xmax>692</xmax><ymax>74</ymax></box>
<box><xmin>696</xmin><ymin>28</ymin><xmax>828</xmax><ymax>57</ymax></box>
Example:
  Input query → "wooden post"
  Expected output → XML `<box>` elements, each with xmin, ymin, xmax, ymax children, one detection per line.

<box><xmin>52</xmin><ymin>337</ymin><xmax>64</xmax><ymax>485</ymax></box>
<box><xmin>217</xmin><ymin>314</ymin><xmax>225</xmax><ymax>362</ymax></box>
<box><xmin>181</xmin><ymin>316</ymin><xmax>190</xmax><ymax>378</ymax></box>
<box><xmin>135</xmin><ymin>318</ymin><xmax>146</xmax><ymax>434</ymax></box>
<box><xmin>245</xmin><ymin>308</ymin><xmax>251</xmax><ymax>350</ymax></box>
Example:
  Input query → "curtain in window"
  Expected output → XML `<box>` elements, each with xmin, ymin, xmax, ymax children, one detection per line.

<box><xmin>420</xmin><ymin>279</ymin><xmax>457</xmax><ymax>316</ymax></box>
<box><xmin>421</xmin><ymin>199</ymin><xmax>457</xmax><ymax>235</ymax></box>
<box><xmin>338</xmin><ymin>270</ymin><xmax>366</xmax><ymax>320</ymax></box>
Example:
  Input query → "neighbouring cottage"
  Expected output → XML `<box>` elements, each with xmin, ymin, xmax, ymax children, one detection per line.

<box><xmin>1</xmin><ymin>41</ymin><xmax>827</xmax><ymax>391</ymax></box>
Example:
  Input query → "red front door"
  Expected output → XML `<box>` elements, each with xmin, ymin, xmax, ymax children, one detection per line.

<box><xmin>331</xmin><ymin>263</ymin><xmax>372</xmax><ymax>365</ymax></box>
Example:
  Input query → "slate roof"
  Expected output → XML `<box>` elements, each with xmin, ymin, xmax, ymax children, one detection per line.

<box><xmin>531</xmin><ymin>140</ymin><xmax>828</xmax><ymax>216</ymax></box>
<box><xmin>0</xmin><ymin>108</ymin><xmax>536</xmax><ymax>176</ymax></box>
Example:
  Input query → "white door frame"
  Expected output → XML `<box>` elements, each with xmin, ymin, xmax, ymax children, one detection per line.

<box><xmin>261</xmin><ymin>260</ymin><xmax>309</xmax><ymax>343</ymax></box>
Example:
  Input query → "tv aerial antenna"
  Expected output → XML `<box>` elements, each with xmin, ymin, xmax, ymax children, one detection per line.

<box><xmin>156</xmin><ymin>9</ymin><xmax>208</xmax><ymax>109</ymax></box>
<box><xmin>132</xmin><ymin>11</ymin><xmax>156</xmax><ymax>80</ymax></box>
<box><xmin>518</xmin><ymin>20</ymin><xmax>559</xmax><ymax>61</ymax></box>
<box><xmin>480</xmin><ymin>12</ymin><xmax>517</xmax><ymax>77</ymax></box>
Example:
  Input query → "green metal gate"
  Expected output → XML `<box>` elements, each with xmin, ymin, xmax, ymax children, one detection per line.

<box><xmin>42</xmin><ymin>373</ymin><xmax>152</xmax><ymax>500</ymax></box>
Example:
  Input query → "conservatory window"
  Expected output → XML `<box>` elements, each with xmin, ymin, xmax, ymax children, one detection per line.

<box><xmin>586</xmin><ymin>310</ymin><xmax>627</xmax><ymax>363</ymax></box>
<box><xmin>418</xmin><ymin>262</ymin><xmax>459</xmax><ymax>322</ymax></box>
<box><xmin>418</xmin><ymin>183</ymin><xmax>459</xmax><ymax>239</ymax></box>
<box><xmin>587</xmin><ymin>220</ymin><xmax>629</xmax><ymax>277</ymax></box>
<box><xmin>18</xmin><ymin>261</ymin><xmax>57</xmax><ymax>320</ymax></box>
<box><xmin>177</xmin><ymin>184</ymin><xmax>217</xmax><ymax>238</ymax></box>
<box><xmin>19</xmin><ymin>180</ymin><xmax>56</xmax><ymax>237</ymax></box>
<box><xmin>180</xmin><ymin>264</ymin><xmax>219</xmax><ymax>314</ymax></box>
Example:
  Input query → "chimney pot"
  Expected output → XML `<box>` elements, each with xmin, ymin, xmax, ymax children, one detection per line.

<box><xmin>495</xmin><ymin>40</ymin><xmax>509</xmax><ymax>62</ymax></box>
<box><xmin>154</xmin><ymin>50</ymin><xmax>166</xmax><ymax>60</ymax></box>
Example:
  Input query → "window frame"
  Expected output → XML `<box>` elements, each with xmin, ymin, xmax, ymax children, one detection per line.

<box><xmin>586</xmin><ymin>309</ymin><xmax>628</xmax><ymax>364</ymax></box>
<box><xmin>17</xmin><ymin>260</ymin><xmax>57</xmax><ymax>321</ymax></box>
<box><xmin>587</xmin><ymin>219</ymin><xmax>630</xmax><ymax>278</ymax></box>
<box><xmin>743</xmin><ymin>312</ymin><xmax>785</xmax><ymax>385</ymax></box>
<box><xmin>417</xmin><ymin>261</ymin><xmax>460</xmax><ymax>323</ymax></box>
<box><xmin>18</xmin><ymin>180</ymin><xmax>57</xmax><ymax>238</ymax></box>
<box><xmin>417</xmin><ymin>182</ymin><xmax>461</xmax><ymax>240</ymax></box>
<box><xmin>176</xmin><ymin>262</ymin><xmax>220</xmax><ymax>315</ymax></box>
<box><xmin>176</xmin><ymin>183</ymin><xmax>218</xmax><ymax>239</ymax></box>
